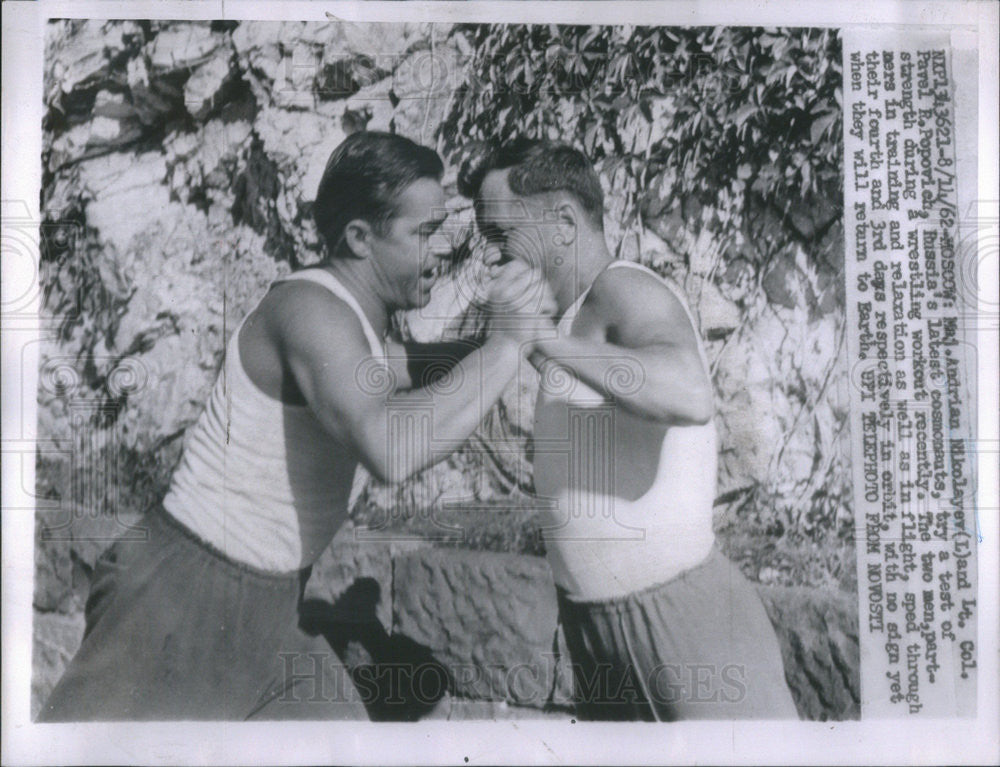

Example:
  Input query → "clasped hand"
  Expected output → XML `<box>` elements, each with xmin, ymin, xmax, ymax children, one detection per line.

<box><xmin>478</xmin><ymin>260</ymin><xmax>557</xmax><ymax>347</ymax></box>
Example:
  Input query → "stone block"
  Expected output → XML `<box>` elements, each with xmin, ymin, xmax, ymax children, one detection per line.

<box><xmin>31</xmin><ymin>610</ymin><xmax>86</xmax><ymax>720</ymax></box>
<box><xmin>183</xmin><ymin>55</ymin><xmax>235</xmax><ymax>119</ymax></box>
<box><xmin>757</xmin><ymin>585</ymin><xmax>860</xmax><ymax>720</ymax></box>
<box><xmin>34</xmin><ymin>511</ymin><xmax>141</xmax><ymax>614</ymax></box>
<box><xmin>147</xmin><ymin>24</ymin><xmax>223</xmax><ymax>72</ymax></box>
<box><xmin>46</xmin><ymin>21</ymin><xmax>145</xmax><ymax>99</ymax></box>
<box><xmin>80</xmin><ymin>151</ymin><xmax>171</xmax><ymax>248</ymax></box>
<box><xmin>392</xmin><ymin>549</ymin><xmax>561</xmax><ymax>708</ymax></box>
<box><xmin>303</xmin><ymin>522</ymin><xmax>394</xmax><ymax>630</ymax></box>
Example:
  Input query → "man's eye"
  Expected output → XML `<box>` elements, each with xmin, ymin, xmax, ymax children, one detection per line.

<box><xmin>419</xmin><ymin>219</ymin><xmax>446</xmax><ymax>238</ymax></box>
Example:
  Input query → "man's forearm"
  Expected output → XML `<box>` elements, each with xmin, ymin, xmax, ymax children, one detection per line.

<box><xmin>376</xmin><ymin>333</ymin><xmax>522</xmax><ymax>482</ymax></box>
<box><xmin>401</xmin><ymin>338</ymin><xmax>484</xmax><ymax>390</ymax></box>
<box><xmin>531</xmin><ymin>335</ymin><xmax>713</xmax><ymax>425</ymax></box>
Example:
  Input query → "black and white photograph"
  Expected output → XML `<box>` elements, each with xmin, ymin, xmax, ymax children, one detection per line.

<box><xmin>2</xmin><ymin>1</ymin><xmax>997</xmax><ymax>765</ymax></box>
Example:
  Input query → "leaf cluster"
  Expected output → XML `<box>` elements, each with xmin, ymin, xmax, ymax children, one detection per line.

<box><xmin>443</xmin><ymin>25</ymin><xmax>843</xmax><ymax>260</ymax></box>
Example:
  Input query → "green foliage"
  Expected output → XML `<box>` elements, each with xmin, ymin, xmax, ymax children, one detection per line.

<box><xmin>39</xmin><ymin>210</ymin><xmax>127</xmax><ymax>352</ymax></box>
<box><xmin>442</xmin><ymin>25</ymin><xmax>842</xmax><ymax>262</ymax></box>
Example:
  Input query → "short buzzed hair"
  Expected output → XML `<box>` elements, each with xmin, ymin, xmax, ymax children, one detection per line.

<box><xmin>314</xmin><ymin>131</ymin><xmax>444</xmax><ymax>257</ymax></box>
<box><xmin>459</xmin><ymin>139</ymin><xmax>605</xmax><ymax>230</ymax></box>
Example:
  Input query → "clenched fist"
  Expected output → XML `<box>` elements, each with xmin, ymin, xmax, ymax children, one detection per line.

<box><xmin>480</xmin><ymin>260</ymin><xmax>557</xmax><ymax>347</ymax></box>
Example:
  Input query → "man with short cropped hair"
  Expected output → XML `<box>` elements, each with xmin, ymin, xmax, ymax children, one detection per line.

<box><xmin>461</xmin><ymin>139</ymin><xmax>799</xmax><ymax>721</ymax></box>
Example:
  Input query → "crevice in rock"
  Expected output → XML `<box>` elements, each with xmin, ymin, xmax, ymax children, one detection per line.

<box><xmin>231</xmin><ymin>135</ymin><xmax>298</xmax><ymax>266</ymax></box>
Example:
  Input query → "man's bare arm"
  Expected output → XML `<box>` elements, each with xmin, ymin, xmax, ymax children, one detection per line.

<box><xmin>384</xmin><ymin>338</ymin><xmax>484</xmax><ymax>392</ymax></box>
<box><xmin>529</xmin><ymin>267</ymin><xmax>713</xmax><ymax>425</ymax></box>
<box><xmin>273</xmin><ymin>283</ymin><xmax>522</xmax><ymax>484</ymax></box>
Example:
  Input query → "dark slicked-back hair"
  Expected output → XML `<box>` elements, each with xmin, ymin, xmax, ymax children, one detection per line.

<box><xmin>458</xmin><ymin>139</ymin><xmax>605</xmax><ymax>230</ymax></box>
<box><xmin>314</xmin><ymin>131</ymin><xmax>444</xmax><ymax>257</ymax></box>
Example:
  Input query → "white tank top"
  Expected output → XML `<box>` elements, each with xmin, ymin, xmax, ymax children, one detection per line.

<box><xmin>534</xmin><ymin>260</ymin><xmax>718</xmax><ymax>600</ymax></box>
<box><xmin>162</xmin><ymin>269</ymin><xmax>386</xmax><ymax>572</ymax></box>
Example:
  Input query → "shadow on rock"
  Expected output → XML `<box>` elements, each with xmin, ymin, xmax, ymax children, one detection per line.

<box><xmin>299</xmin><ymin>577</ymin><xmax>449</xmax><ymax>721</ymax></box>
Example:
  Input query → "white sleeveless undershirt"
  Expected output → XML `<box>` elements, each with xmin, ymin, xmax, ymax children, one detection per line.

<box><xmin>535</xmin><ymin>260</ymin><xmax>718</xmax><ymax>600</ymax></box>
<box><xmin>162</xmin><ymin>269</ymin><xmax>386</xmax><ymax>573</ymax></box>
<box><xmin>556</xmin><ymin>261</ymin><xmax>712</xmax><ymax>389</ymax></box>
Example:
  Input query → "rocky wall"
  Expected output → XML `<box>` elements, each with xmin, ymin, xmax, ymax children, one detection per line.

<box><xmin>34</xmin><ymin>20</ymin><xmax>858</xmax><ymax>720</ymax></box>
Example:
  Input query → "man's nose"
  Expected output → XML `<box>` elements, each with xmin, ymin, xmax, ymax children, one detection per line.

<box><xmin>423</xmin><ymin>232</ymin><xmax>453</xmax><ymax>265</ymax></box>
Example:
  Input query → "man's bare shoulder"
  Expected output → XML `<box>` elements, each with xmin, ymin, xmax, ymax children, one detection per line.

<box><xmin>257</xmin><ymin>279</ymin><xmax>371</xmax><ymax>356</ymax></box>
<box><xmin>584</xmin><ymin>263</ymin><xmax>696</xmax><ymax>347</ymax></box>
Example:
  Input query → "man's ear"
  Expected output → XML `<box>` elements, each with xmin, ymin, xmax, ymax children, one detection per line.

<box><xmin>343</xmin><ymin>219</ymin><xmax>374</xmax><ymax>259</ymax></box>
<box><xmin>553</xmin><ymin>200</ymin><xmax>578</xmax><ymax>247</ymax></box>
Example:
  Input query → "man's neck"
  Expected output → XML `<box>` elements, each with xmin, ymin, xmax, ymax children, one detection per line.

<box><xmin>550</xmin><ymin>234</ymin><xmax>614</xmax><ymax>317</ymax></box>
<box><xmin>321</xmin><ymin>258</ymin><xmax>391</xmax><ymax>340</ymax></box>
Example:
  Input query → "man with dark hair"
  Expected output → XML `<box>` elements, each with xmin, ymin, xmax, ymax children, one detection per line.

<box><xmin>463</xmin><ymin>139</ymin><xmax>798</xmax><ymax>721</ymax></box>
<box><xmin>40</xmin><ymin>132</ymin><xmax>553</xmax><ymax>721</ymax></box>
<box><xmin>460</xmin><ymin>138</ymin><xmax>606</xmax><ymax>230</ymax></box>
<box><xmin>314</xmin><ymin>130</ymin><xmax>448</xmax><ymax>258</ymax></box>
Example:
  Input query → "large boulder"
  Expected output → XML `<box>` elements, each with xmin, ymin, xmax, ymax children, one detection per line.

<box><xmin>146</xmin><ymin>23</ymin><xmax>224</xmax><ymax>73</ymax></box>
<box><xmin>392</xmin><ymin>548</ymin><xmax>568</xmax><ymax>708</ymax></box>
<box><xmin>31</xmin><ymin>611</ymin><xmax>86</xmax><ymax>720</ymax></box>
<box><xmin>249</xmin><ymin>102</ymin><xmax>349</xmax><ymax>261</ymax></box>
<box><xmin>183</xmin><ymin>55</ymin><xmax>239</xmax><ymax>120</ymax></box>
<box><xmin>758</xmin><ymin>585</ymin><xmax>860</xmax><ymax>720</ymax></box>
<box><xmin>79</xmin><ymin>150</ymin><xmax>171</xmax><ymax>247</ymax></box>
<box><xmin>45</xmin><ymin>21</ymin><xmax>146</xmax><ymax>105</ymax></box>
<box><xmin>303</xmin><ymin>521</ymin><xmax>397</xmax><ymax>631</ymax></box>
<box><xmin>34</xmin><ymin>510</ymin><xmax>142</xmax><ymax>614</ymax></box>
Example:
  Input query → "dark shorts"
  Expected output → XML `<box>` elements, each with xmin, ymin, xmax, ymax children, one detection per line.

<box><xmin>557</xmin><ymin>547</ymin><xmax>799</xmax><ymax>721</ymax></box>
<box><xmin>38</xmin><ymin>507</ymin><xmax>367</xmax><ymax>721</ymax></box>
